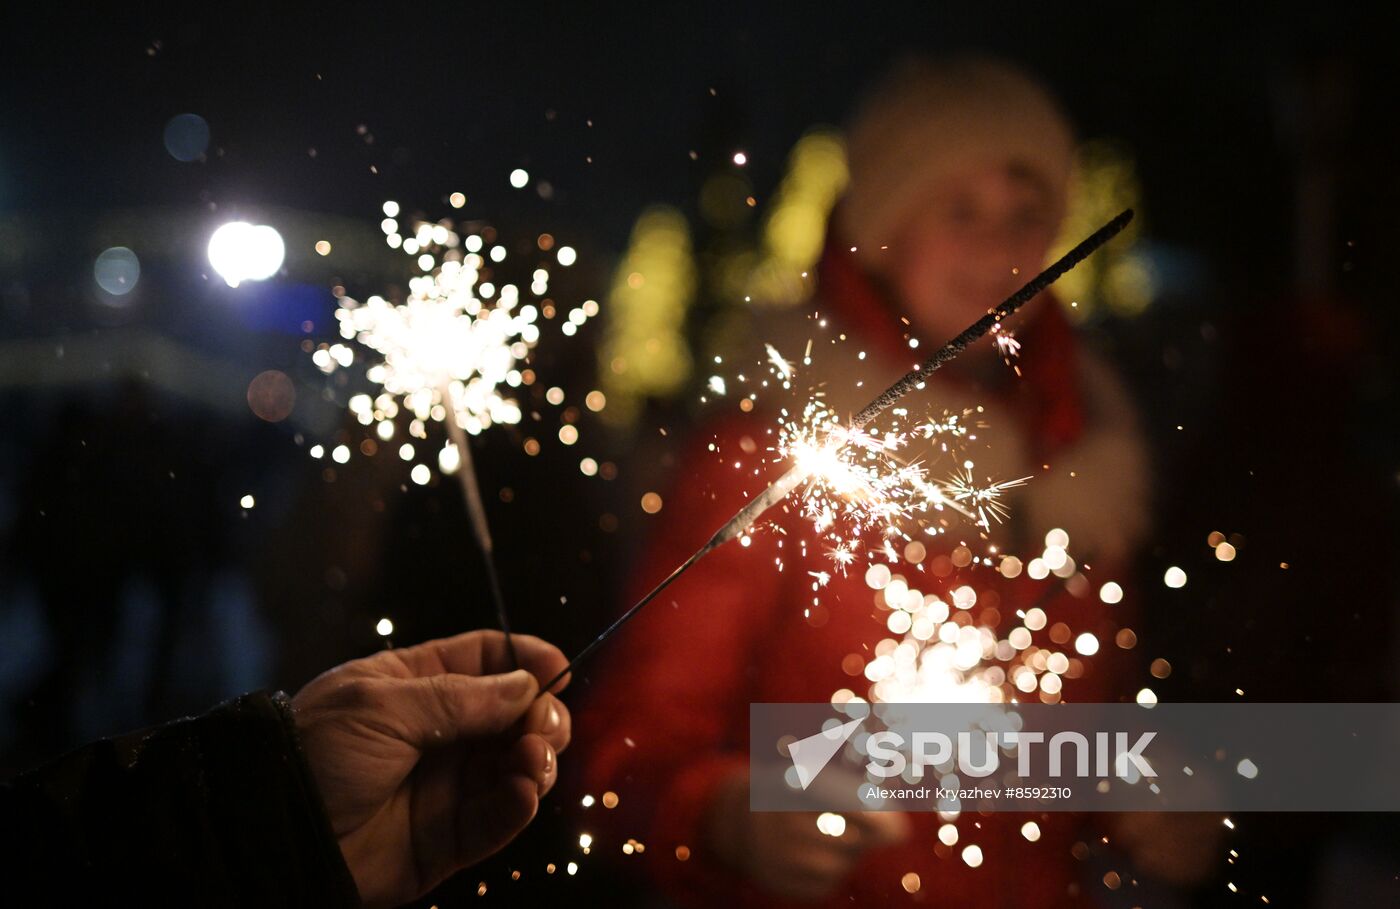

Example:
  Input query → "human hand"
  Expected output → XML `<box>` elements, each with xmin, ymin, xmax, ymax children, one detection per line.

<box><xmin>290</xmin><ymin>630</ymin><xmax>571</xmax><ymax>909</ymax></box>
<box><xmin>706</xmin><ymin>769</ymin><xmax>910</xmax><ymax>901</ymax></box>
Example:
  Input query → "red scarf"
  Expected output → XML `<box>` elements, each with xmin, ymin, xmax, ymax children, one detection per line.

<box><xmin>816</xmin><ymin>229</ymin><xmax>1085</xmax><ymax>459</ymax></box>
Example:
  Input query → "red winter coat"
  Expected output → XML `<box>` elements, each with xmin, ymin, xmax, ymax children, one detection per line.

<box><xmin>578</xmin><ymin>236</ymin><xmax>1148</xmax><ymax>908</ymax></box>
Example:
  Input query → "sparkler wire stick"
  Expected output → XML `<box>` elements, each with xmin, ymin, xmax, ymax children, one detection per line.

<box><xmin>441</xmin><ymin>384</ymin><xmax>519</xmax><ymax>670</ymax></box>
<box><xmin>540</xmin><ymin>209</ymin><xmax>1133</xmax><ymax>694</ymax></box>
<box><xmin>849</xmin><ymin>208</ymin><xmax>1134</xmax><ymax>430</ymax></box>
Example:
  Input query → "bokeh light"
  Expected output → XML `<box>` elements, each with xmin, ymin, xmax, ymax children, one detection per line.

<box><xmin>163</xmin><ymin>113</ymin><xmax>210</xmax><ymax>161</ymax></box>
<box><xmin>208</xmin><ymin>222</ymin><xmax>285</xmax><ymax>287</ymax></box>
<box><xmin>93</xmin><ymin>246</ymin><xmax>140</xmax><ymax>297</ymax></box>
<box><xmin>246</xmin><ymin>369</ymin><xmax>296</xmax><ymax>422</ymax></box>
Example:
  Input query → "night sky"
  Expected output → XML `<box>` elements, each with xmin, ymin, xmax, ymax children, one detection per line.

<box><xmin>5</xmin><ymin>3</ymin><xmax>1393</xmax><ymax>273</ymax></box>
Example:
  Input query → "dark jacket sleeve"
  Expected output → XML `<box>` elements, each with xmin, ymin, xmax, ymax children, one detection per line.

<box><xmin>1</xmin><ymin>689</ymin><xmax>361</xmax><ymax>908</ymax></box>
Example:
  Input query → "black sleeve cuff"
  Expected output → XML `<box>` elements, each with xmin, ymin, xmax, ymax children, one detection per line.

<box><xmin>3</xmin><ymin>690</ymin><xmax>362</xmax><ymax>908</ymax></box>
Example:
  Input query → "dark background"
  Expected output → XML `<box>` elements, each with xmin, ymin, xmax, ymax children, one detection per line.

<box><xmin>2</xmin><ymin>3</ymin><xmax>1398</xmax><ymax>906</ymax></box>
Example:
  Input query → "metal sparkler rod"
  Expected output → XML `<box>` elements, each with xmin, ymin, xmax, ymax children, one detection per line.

<box><xmin>539</xmin><ymin>209</ymin><xmax>1133</xmax><ymax>695</ymax></box>
<box><xmin>850</xmin><ymin>208</ymin><xmax>1135</xmax><ymax>429</ymax></box>
<box><xmin>442</xmin><ymin>385</ymin><xmax>520</xmax><ymax>670</ymax></box>
<box><xmin>537</xmin><ymin>463</ymin><xmax>810</xmax><ymax>692</ymax></box>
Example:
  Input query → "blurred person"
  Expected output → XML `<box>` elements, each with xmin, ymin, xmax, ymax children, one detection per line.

<box><xmin>577</xmin><ymin>56</ymin><xmax>1217</xmax><ymax>906</ymax></box>
<box><xmin>11</xmin><ymin>383</ymin><xmax>226</xmax><ymax>757</ymax></box>
<box><xmin>1</xmin><ymin>629</ymin><xmax>571</xmax><ymax>908</ymax></box>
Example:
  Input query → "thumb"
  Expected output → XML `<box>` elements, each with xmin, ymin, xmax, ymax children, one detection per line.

<box><xmin>397</xmin><ymin>669</ymin><xmax>538</xmax><ymax>747</ymax></box>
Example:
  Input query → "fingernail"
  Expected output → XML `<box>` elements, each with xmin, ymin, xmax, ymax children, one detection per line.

<box><xmin>544</xmin><ymin>701</ymin><xmax>561</xmax><ymax>733</ymax></box>
<box><xmin>502</xmin><ymin>669</ymin><xmax>535</xmax><ymax>698</ymax></box>
<box><xmin>542</xmin><ymin>742</ymin><xmax>555</xmax><ymax>778</ymax></box>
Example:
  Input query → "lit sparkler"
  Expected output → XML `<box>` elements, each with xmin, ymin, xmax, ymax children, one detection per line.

<box><xmin>990</xmin><ymin>322</ymin><xmax>1021</xmax><ymax>368</ymax></box>
<box><xmin>317</xmin><ymin>201</ymin><xmax>597</xmax><ymax>665</ymax></box>
<box><xmin>774</xmin><ymin>398</ymin><xmax>1027</xmax><ymax>574</ymax></box>
<box><xmin>942</xmin><ymin>466</ymin><xmax>1029</xmax><ymax>531</ymax></box>
<box><xmin>765</xmin><ymin>342</ymin><xmax>795</xmax><ymax>382</ymax></box>
<box><xmin>540</xmin><ymin>209</ymin><xmax>1133</xmax><ymax>694</ymax></box>
<box><xmin>830</xmin><ymin>529</ymin><xmax>1130</xmax><ymax>863</ymax></box>
<box><xmin>855</xmin><ymin>531</ymin><xmax>1098</xmax><ymax>708</ymax></box>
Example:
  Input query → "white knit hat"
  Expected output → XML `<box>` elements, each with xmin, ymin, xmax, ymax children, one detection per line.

<box><xmin>839</xmin><ymin>55</ymin><xmax>1076</xmax><ymax>267</ymax></box>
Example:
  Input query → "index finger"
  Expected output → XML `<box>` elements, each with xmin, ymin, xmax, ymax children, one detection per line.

<box><xmin>394</xmin><ymin>630</ymin><xmax>570</xmax><ymax>692</ymax></box>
